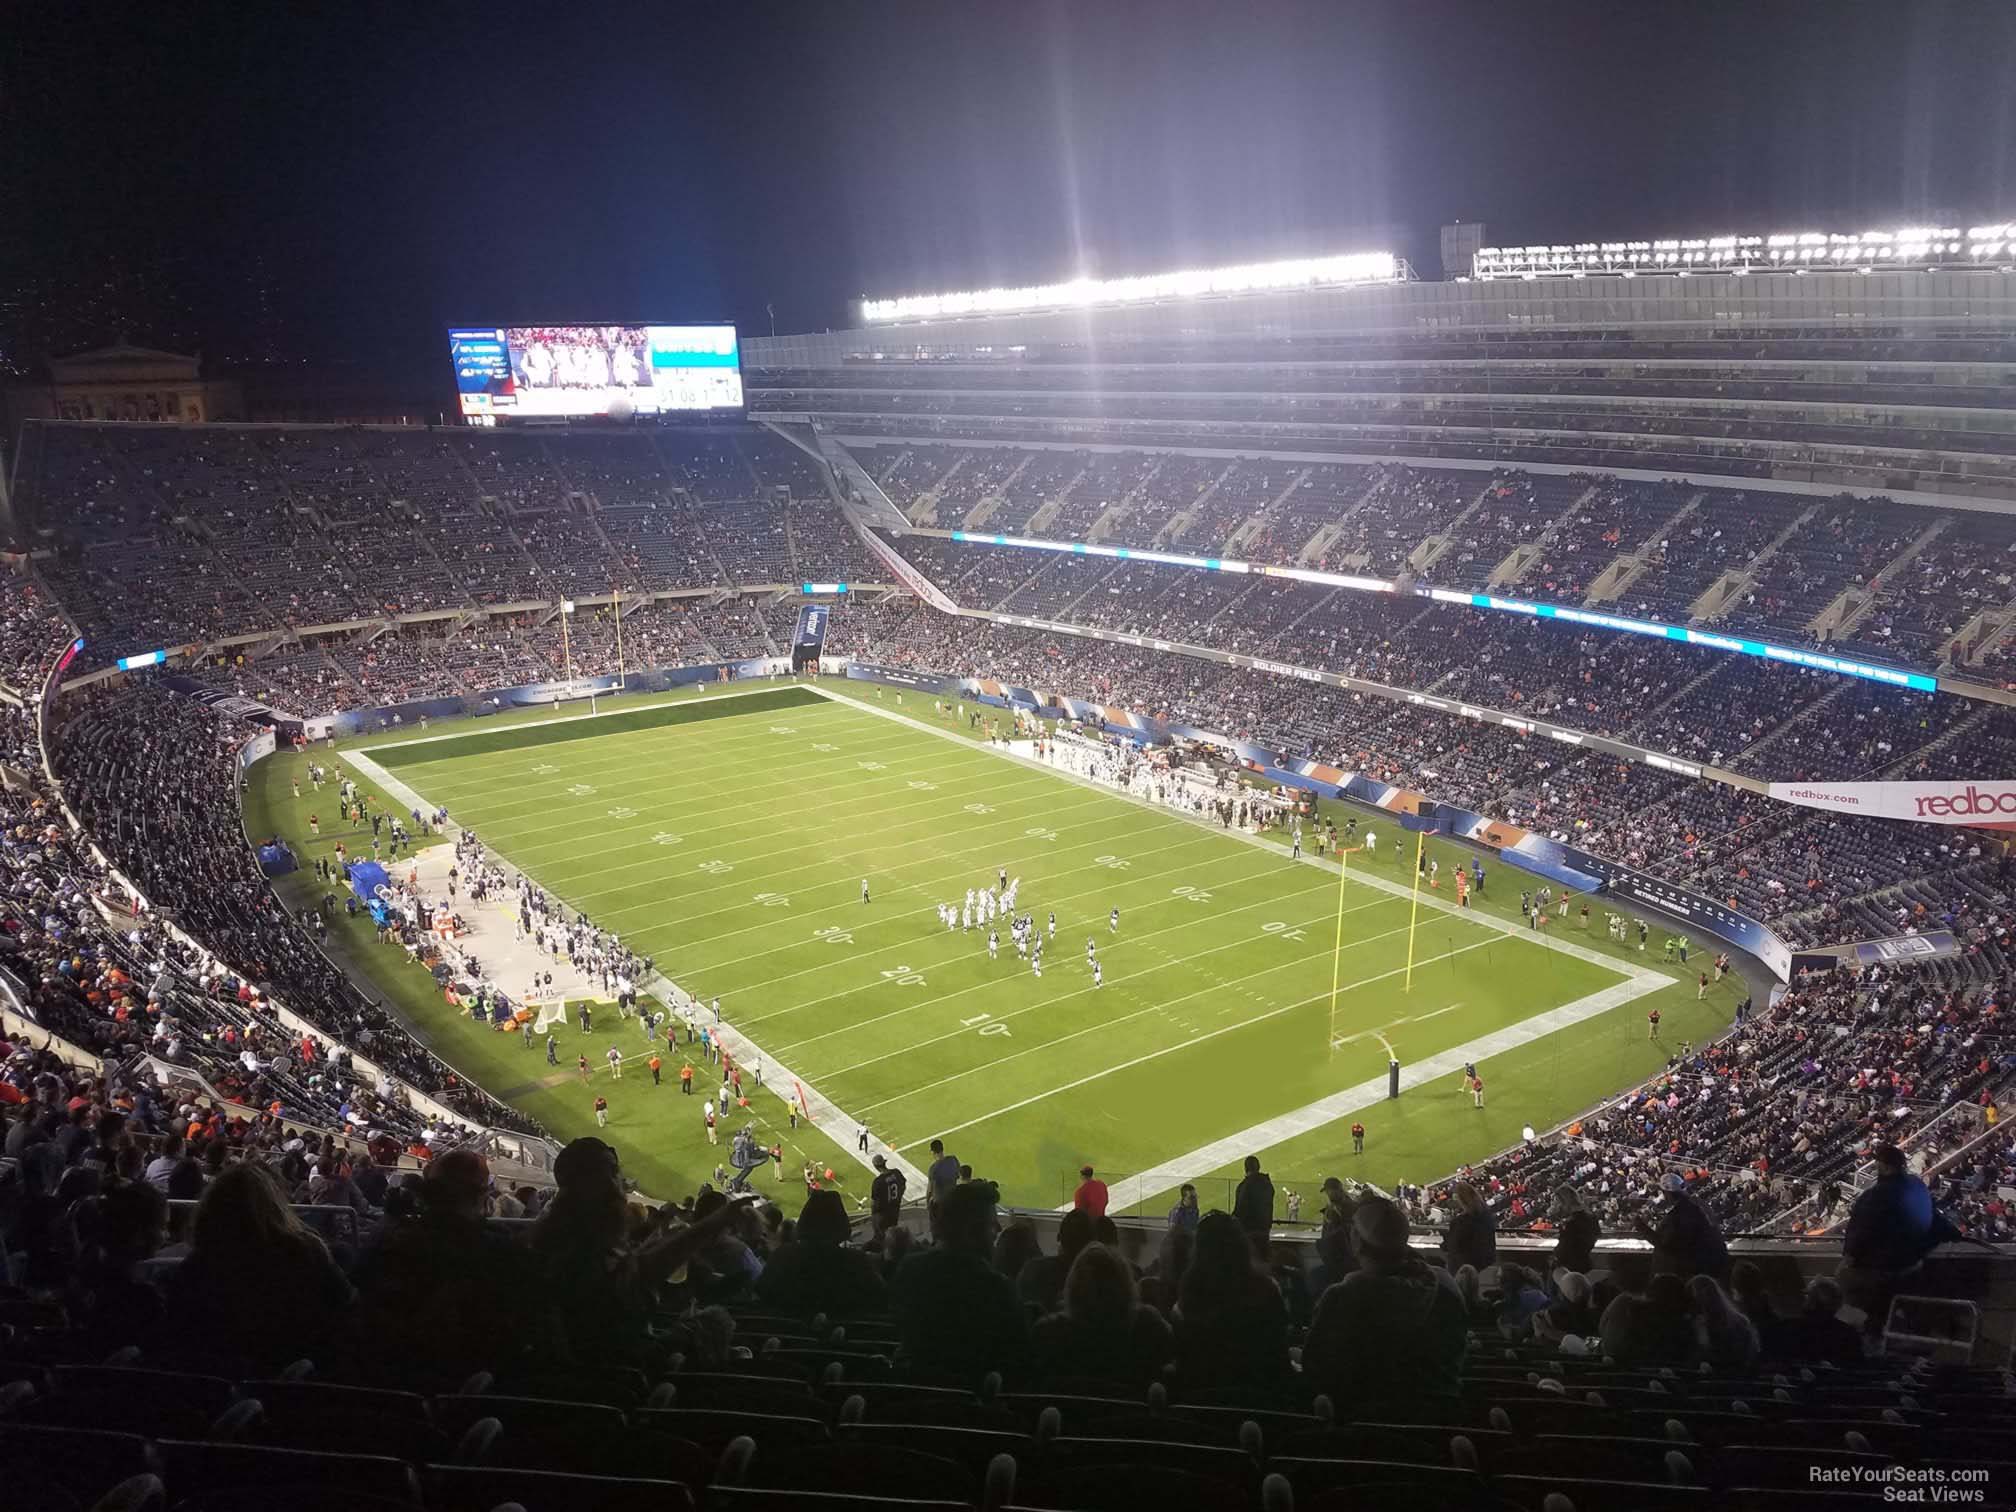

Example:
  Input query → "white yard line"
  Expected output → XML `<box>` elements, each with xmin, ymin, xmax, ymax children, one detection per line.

<box><xmin>800</xmin><ymin>888</ymin><xmax>1388</xmax><ymax>1076</ymax></box>
<box><xmin>355</xmin><ymin>683</ymin><xmax>1673</xmax><ymax>1202</ymax></box>
<box><xmin>640</xmin><ymin>968</ymin><xmax>930</xmax><ymax>1194</ymax></box>
<box><xmin>712</xmin><ymin>844</ymin><xmax>1329</xmax><ymax>1004</ymax></box>
<box><xmin>381</xmin><ymin>716</ymin><xmax>926</xmax><ymax>799</ymax></box>
<box><xmin>1067</xmin><ymin>970</ymin><xmax>1670</xmax><ymax>1213</ymax></box>
<box><xmin>346</xmin><ymin>751</ymin><xmax>433</xmax><ymax>818</ymax></box>
<box><xmin>356</xmin><ymin>680</ymin><xmax>814</xmax><ymax>757</ymax></box>
<box><xmin>345</xmin><ymin>747</ymin><xmax>926</xmax><ymax>1190</ymax></box>
<box><xmin>895</xmin><ymin>932</ymin><xmax>1515</xmax><ymax>1153</ymax></box>
<box><xmin>808</xmin><ymin>683</ymin><xmax>1653</xmax><ymax>980</ymax></box>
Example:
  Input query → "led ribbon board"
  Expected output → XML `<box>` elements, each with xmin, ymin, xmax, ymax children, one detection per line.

<box><xmin>1423</xmin><ymin>589</ymin><xmax>1939</xmax><ymax>692</ymax></box>
<box><xmin>940</xmin><ymin>533</ymin><xmax>1940</xmax><ymax>693</ymax></box>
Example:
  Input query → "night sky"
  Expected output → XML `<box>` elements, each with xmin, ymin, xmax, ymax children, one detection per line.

<box><xmin>5</xmin><ymin>0</ymin><xmax>2014</xmax><ymax>380</ymax></box>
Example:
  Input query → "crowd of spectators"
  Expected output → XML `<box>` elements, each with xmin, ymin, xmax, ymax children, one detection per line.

<box><xmin>850</xmin><ymin>578</ymin><xmax>2016</xmax><ymax>963</ymax></box>
<box><xmin>13</xmin><ymin>423</ymin><xmax>888</xmax><ymax>671</ymax></box>
<box><xmin>50</xmin><ymin>681</ymin><xmax>541</xmax><ymax>1139</ymax></box>
<box><xmin>1436</xmin><ymin>962</ymin><xmax>2016</xmax><ymax>1241</ymax></box>
<box><xmin>20</xmin><ymin>424</ymin><xmax>2016</xmax><ymax>698</ymax></box>
<box><xmin>5</xmin><ymin>1056</ymin><xmax>1990</xmax><ymax>1512</ymax></box>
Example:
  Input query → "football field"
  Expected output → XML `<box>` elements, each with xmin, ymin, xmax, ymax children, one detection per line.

<box><xmin>287</xmin><ymin>681</ymin><xmax>1736</xmax><ymax>1213</ymax></box>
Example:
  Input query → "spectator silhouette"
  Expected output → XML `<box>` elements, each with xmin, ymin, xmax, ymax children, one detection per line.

<box><xmin>1841</xmin><ymin>1142</ymin><xmax>1960</xmax><ymax>1330</ymax></box>
<box><xmin>1640</xmin><ymin>1171</ymin><xmax>1729</xmax><ymax>1278</ymax></box>
<box><xmin>1442</xmin><ymin>1180</ymin><xmax>1497</xmax><ymax>1271</ymax></box>
<box><xmin>352</xmin><ymin>1148</ymin><xmax>535</xmax><ymax>1378</ymax></box>
<box><xmin>1032</xmin><ymin>1241</ymin><xmax>1173</xmax><ymax>1385</ymax></box>
<box><xmin>1600</xmin><ymin>1271</ymin><xmax>1697</xmax><ymax>1364</ymax></box>
<box><xmin>992</xmin><ymin>1218</ymin><xmax>1042</xmax><ymax>1282</ymax></box>
<box><xmin>1233</xmin><ymin>1155</ymin><xmax>1274</xmax><ymax>1249</ymax></box>
<box><xmin>72</xmin><ymin>1178</ymin><xmax>168</xmax><ymax>1352</ymax></box>
<box><xmin>1141</xmin><ymin>1224</ymin><xmax>1193</xmax><ymax>1317</ymax></box>
<box><xmin>1174</xmin><ymin>1210</ymin><xmax>1290</xmax><ymax>1386</ymax></box>
<box><xmin>1017</xmin><ymin>1206</ymin><xmax>1092</xmax><ymax>1313</ymax></box>
<box><xmin>161</xmin><ymin>1162</ymin><xmax>355</xmax><ymax>1370</ymax></box>
<box><xmin>1303</xmin><ymin>1195</ymin><xmax>1468</xmax><ymax>1404</ymax></box>
<box><xmin>755</xmin><ymin>1189</ymin><xmax>886</xmax><ymax>1317</ymax></box>
<box><xmin>892</xmin><ymin>1179</ymin><xmax>1028</xmax><ymax>1382</ymax></box>
<box><xmin>1689</xmin><ymin>1273</ymin><xmax>1760</xmax><ymax>1367</ymax></box>
<box><xmin>529</xmin><ymin>1136</ymin><xmax>746</xmax><ymax>1366</ymax></box>
<box><xmin>1778</xmin><ymin>1276</ymin><xmax>1864</xmax><ymax>1364</ymax></box>
<box><xmin>1550</xmin><ymin>1185</ymin><xmax>1600</xmax><ymax>1275</ymax></box>
<box><xmin>1532</xmin><ymin>1270</ymin><xmax>1599</xmax><ymax>1346</ymax></box>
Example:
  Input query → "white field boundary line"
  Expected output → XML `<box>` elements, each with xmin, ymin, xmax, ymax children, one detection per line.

<box><xmin>354</xmin><ymin>679</ymin><xmax>818</xmax><ymax>758</ymax></box>
<box><xmin>1073</xmin><ymin>971</ymin><xmax>1672</xmax><ymax>1213</ymax></box>
<box><xmin>483</xmin><ymin>758</ymin><xmax>1126</xmax><ymax>877</ymax></box>
<box><xmin>560</xmin><ymin>791</ymin><xmax>1228</xmax><ymax>940</ymax></box>
<box><xmin>833</xmin><ymin>897</ymin><xmax>1417</xmax><ymax>1103</ymax></box>
<box><xmin>420</xmin><ymin>721</ymin><xmax>1393</xmax><ymax>1015</ymax></box>
<box><xmin>809</xmin><ymin>683</ymin><xmax>1659</xmax><ymax>982</ymax></box>
<box><xmin>728</xmin><ymin>858</ymin><xmax>1349</xmax><ymax>1018</ymax></box>
<box><xmin>449</xmin><ymin>765</ymin><xmax>1178</xmax><ymax>925</ymax></box>
<box><xmin>572</xmin><ymin>786</ymin><xmax>1147</xmax><ymax>916</ymax></box>
<box><xmin>374</xmin><ymin>705</ymin><xmax>919</xmax><ymax>797</ymax></box>
<box><xmin>774</xmin><ymin>882</ymin><xmax>1376</xmax><ymax>1068</ymax></box>
<box><xmin>455</xmin><ymin>738</ymin><xmax>1194</xmax><ymax>911</ymax></box>
<box><xmin>346</xmin><ymin>752</ymin><xmax>438</xmax><ymax>829</ymax></box>
<box><xmin>895</xmin><ymin>931</ymin><xmax>1511</xmax><ymax>1153</ymax></box>
<box><xmin>421</xmin><ymin>726</ymin><xmax>965</xmax><ymax>838</ymax></box>
<box><xmin>344</xmin><ymin>746</ymin><xmax>923</xmax><ymax>1191</ymax></box>
<box><xmin>802</xmin><ymin>688</ymin><xmax>1680</xmax><ymax>1159</ymax></box>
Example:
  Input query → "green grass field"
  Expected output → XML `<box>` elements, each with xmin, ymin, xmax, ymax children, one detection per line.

<box><xmin>245</xmin><ymin>681</ymin><xmax>1742</xmax><ymax>1213</ymax></box>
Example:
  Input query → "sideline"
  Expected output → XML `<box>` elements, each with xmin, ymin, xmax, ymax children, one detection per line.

<box><xmin>1065</xmin><ymin>970</ymin><xmax>1666</xmax><ymax>1214</ymax></box>
<box><xmin>345</xmin><ymin>746</ymin><xmax>928</xmax><ymax>1192</ymax></box>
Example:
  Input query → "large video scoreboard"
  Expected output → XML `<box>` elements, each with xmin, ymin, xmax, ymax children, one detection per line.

<box><xmin>448</xmin><ymin>323</ymin><xmax>743</xmax><ymax>421</ymax></box>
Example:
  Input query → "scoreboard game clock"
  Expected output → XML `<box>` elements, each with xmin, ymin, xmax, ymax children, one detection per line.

<box><xmin>447</xmin><ymin>322</ymin><xmax>744</xmax><ymax>422</ymax></box>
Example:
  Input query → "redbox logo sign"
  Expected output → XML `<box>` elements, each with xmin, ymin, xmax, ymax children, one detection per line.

<box><xmin>1784</xmin><ymin>788</ymin><xmax>1863</xmax><ymax>808</ymax></box>
<box><xmin>1914</xmin><ymin>786</ymin><xmax>2016</xmax><ymax>819</ymax></box>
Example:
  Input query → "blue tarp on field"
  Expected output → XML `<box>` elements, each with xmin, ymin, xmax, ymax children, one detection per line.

<box><xmin>347</xmin><ymin>860</ymin><xmax>389</xmax><ymax>902</ymax></box>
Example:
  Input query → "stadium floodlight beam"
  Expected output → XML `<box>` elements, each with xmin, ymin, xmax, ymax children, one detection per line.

<box><xmin>859</xmin><ymin>251</ymin><xmax>1405</xmax><ymax>324</ymax></box>
<box><xmin>1471</xmin><ymin>222</ymin><xmax>2007</xmax><ymax>279</ymax></box>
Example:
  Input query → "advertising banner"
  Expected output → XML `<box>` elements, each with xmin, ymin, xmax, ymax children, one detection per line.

<box><xmin>1767</xmin><ymin>779</ymin><xmax>2016</xmax><ymax>831</ymax></box>
<box><xmin>863</xmin><ymin>530</ymin><xmax>962</xmax><ymax>615</ymax></box>
<box><xmin>236</xmin><ymin>729</ymin><xmax>278</xmax><ymax>769</ymax></box>
<box><xmin>1560</xmin><ymin>850</ymin><xmax>1794</xmax><ymax>980</ymax></box>
<box><xmin>847</xmin><ymin>662</ymin><xmax>954</xmax><ymax>693</ymax></box>
<box><xmin>302</xmin><ymin>659</ymin><xmax>783</xmax><ymax>739</ymax></box>
<box><xmin>1850</xmin><ymin>931</ymin><xmax>1960</xmax><ymax>969</ymax></box>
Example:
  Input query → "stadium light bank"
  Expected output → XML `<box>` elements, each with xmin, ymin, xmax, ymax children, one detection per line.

<box><xmin>858</xmin><ymin>251</ymin><xmax>1409</xmax><ymax>325</ymax></box>
<box><xmin>1471</xmin><ymin>223</ymin><xmax>2016</xmax><ymax>280</ymax></box>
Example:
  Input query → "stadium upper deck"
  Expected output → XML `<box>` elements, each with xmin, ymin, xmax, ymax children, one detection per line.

<box><xmin>743</xmin><ymin>265</ymin><xmax>2016</xmax><ymax>504</ymax></box>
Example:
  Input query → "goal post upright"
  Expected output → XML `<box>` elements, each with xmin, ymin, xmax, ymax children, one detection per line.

<box><xmin>1327</xmin><ymin>837</ymin><xmax>1349</xmax><ymax>1052</ymax></box>
<box><xmin>1405</xmin><ymin>826</ymin><xmax>1425</xmax><ymax>991</ymax></box>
